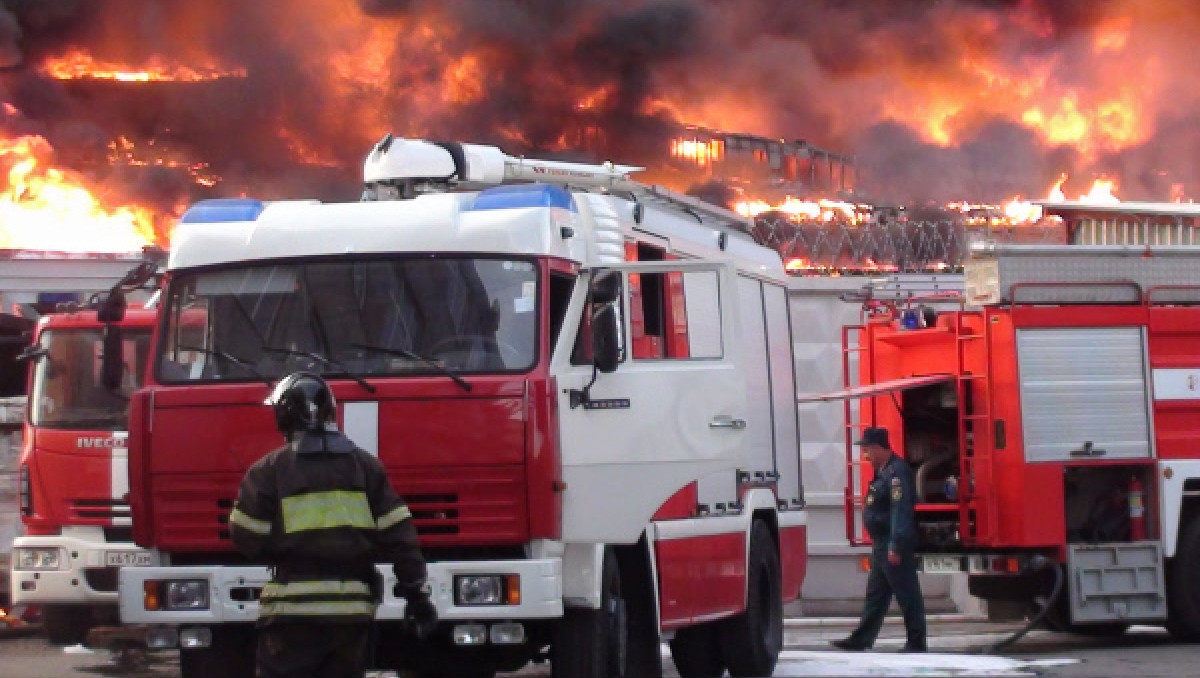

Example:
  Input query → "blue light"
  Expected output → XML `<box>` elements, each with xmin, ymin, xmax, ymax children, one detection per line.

<box><xmin>470</xmin><ymin>183</ymin><xmax>576</xmax><ymax>212</ymax></box>
<box><xmin>179</xmin><ymin>198</ymin><xmax>266</xmax><ymax>224</ymax></box>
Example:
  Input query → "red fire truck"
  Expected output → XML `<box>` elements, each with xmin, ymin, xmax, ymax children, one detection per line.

<box><xmin>11</xmin><ymin>264</ymin><xmax>159</xmax><ymax>644</ymax></box>
<box><xmin>114</xmin><ymin>137</ymin><xmax>808</xmax><ymax>678</ymax></box>
<box><xmin>820</xmin><ymin>201</ymin><xmax>1200</xmax><ymax>637</ymax></box>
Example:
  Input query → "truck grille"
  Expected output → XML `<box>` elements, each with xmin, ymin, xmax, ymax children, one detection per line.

<box><xmin>154</xmin><ymin>467</ymin><xmax>528</xmax><ymax>551</ymax></box>
<box><xmin>69</xmin><ymin>499</ymin><xmax>132</xmax><ymax>523</ymax></box>
<box><xmin>399</xmin><ymin>466</ymin><xmax>528</xmax><ymax>547</ymax></box>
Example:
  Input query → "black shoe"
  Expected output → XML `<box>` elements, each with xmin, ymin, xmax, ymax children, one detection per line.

<box><xmin>830</xmin><ymin>637</ymin><xmax>870</xmax><ymax>651</ymax></box>
<box><xmin>898</xmin><ymin>645</ymin><xmax>927</xmax><ymax>653</ymax></box>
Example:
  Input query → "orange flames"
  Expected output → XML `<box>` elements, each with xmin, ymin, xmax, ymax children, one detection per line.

<box><xmin>671</xmin><ymin>138</ymin><xmax>724</xmax><ymax>166</ymax></box>
<box><xmin>108</xmin><ymin>137</ymin><xmax>220</xmax><ymax>188</ymax></box>
<box><xmin>0</xmin><ymin>133</ymin><xmax>167</xmax><ymax>252</ymax></box>
<box><xmin>40</xmin><ymin>48</ymin><xmax>248</xmax><ymax>82</ymax></box>
<box><xmin>734</xmin><ymin>196</ymin><xmax>864</xmax><ymax>223</ymax></box>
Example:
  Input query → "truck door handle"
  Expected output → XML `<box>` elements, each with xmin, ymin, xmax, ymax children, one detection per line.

<box><xmin>709</xmin><ymin>416</ymin><xmax>747</xmax><ymax>430</ymax></box>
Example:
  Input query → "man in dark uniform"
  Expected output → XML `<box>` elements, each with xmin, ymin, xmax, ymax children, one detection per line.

<box><xmin>831</xmin><ymin>426</ymin><xmax>928</xmax><ymax>653</ymax></box>
<box><xmin>229</xmin><ymin>372</ymin><xmax>438</xmax><ymax>678</ymax></box>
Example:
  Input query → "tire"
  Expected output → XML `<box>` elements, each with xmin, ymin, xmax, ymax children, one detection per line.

<box><xmin>719</xmin><ymin>520</ymin><xmax>783</xmax><ymax>678</ymax></box>
<box><xmin>552</xmin><ymin>548</ymin><xmax>626</xmax><ymax>678</ymax></box>
<box><xmin>179</xmin><ymin>625</ymin><xmax>256</xmax><ymax>678</ymax></box>
<box><xmin>41</xmin><ymin>605</ymin><xmax>92</xmax><ymax>646</ymax></box>
<box><xmin>669</xmin><ymin>622</ymin><xmax>725</xmax><ymax>678</ymax></box>
<box><xmin>1168</xmin><ymin>517</ymin><xmax>1200</xmax><ymax>640</ymax></box>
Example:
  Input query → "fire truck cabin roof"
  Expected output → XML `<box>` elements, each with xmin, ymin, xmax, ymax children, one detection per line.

<box><xmin>169</xmin><ymin>190</ymin><xmax>784</xmax><ymax>278</ymax></box>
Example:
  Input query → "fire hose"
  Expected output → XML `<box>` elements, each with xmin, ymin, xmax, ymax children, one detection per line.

<box><xmin>975</xmin><ymin>554</ymin><xmax>1062</xmax><ymax>654</ymax></box>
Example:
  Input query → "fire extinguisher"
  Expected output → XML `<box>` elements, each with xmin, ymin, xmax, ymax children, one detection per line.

<box><xmin>1128</xmin><ymin>475</ymin><xmax>1147</xmax><ymax>541</ymax></box>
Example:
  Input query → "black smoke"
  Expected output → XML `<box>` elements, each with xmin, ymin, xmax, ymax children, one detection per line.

<box><xmin>0</xmin><ymin>0</ymin><xmax>1197</xmax><ymax>213</ymax></box>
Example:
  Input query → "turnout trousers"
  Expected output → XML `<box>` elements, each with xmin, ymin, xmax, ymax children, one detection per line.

<box><xmin>256</xmin><ymin>622</ymin><xmax>371</xmax><ymax>678</ymax></box>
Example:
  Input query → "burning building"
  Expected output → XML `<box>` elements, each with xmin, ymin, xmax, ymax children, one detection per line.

<box><xmin>0</xmin><ymin>1</ymin><xmax>1196</xmax><ymax>260</ymax></box>
<box><xmin>667</xmin><ymin>126</ymin><xmax>856</xmax><ymax>195</ymax></box>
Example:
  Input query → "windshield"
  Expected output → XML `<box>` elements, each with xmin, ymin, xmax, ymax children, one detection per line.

<box><xmin>30</xmin><ymin>327</ymin><xmax>152</xmax><ymax>430</ymax></box>
<box><xmin>157</xmin><ymin>257</ymin><xmax>539</xmax><ymax>382</ymax></box>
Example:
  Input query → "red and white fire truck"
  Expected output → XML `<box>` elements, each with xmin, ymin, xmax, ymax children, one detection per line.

<box><xmin>11</xmin><ymin>266</ymin><xmax>159</xmax><ymax>644</ymax></box>
<box><xmin>115</xmin><ymin>137</ymin><xmax>808</xmax><ymax>678</ymax></box>
<box><xmin>821</xmin><ymin>200</ymin><xmax>1200</xmax><ymax>637</ymax></box>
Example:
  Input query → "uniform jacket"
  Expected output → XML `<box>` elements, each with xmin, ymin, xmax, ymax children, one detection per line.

<box><xmin>228</xmin><ymin>429</ymin><xmax>427</xmax><ymax>625</ymax></box>
<box><xmin>863</xmin><ymin>452</ymin><xmax>918</xmax><ymax>554</ymax></box>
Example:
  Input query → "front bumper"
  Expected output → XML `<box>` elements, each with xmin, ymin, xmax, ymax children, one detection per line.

<box><xmin>11</xmin><ymin>535</ymin><xmax>156</xmax><ymax>605</ymax></box>
<box><xmin>118</xmin><ymin>558</ymin><xmax>563</xmax><ymax>624</ymax></box>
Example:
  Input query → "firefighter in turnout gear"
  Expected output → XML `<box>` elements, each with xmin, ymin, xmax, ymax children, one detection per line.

<box><xmin>831</xmin><ymin>427</ymin><xmax>928</xmax><ymax>653</ymax></box>
<box><xmin>229</xmin><ymin>372</ymin><xmax>437</xmax><ymax>678</ymax></box>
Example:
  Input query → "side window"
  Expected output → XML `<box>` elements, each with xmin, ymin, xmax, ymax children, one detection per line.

<box><xmin>159</xmin><ymin>284</ymin><xmax>211</xmax><ymax>381</ymax></box>
<box><xmin>631</xmin><ymin>269</ymin><xmax>722</xmax><ymax>360</ymax></box>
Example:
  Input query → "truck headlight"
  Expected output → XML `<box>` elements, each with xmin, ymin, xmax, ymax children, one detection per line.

<box><xmin>14</xmin><ymin>547</ymin><xmax>64</xmax><ymax>570</ymax></box>
<box><xmin>454</xmin><ymin>574</ymin><xmax>520</xmax><ymax>606</ymax></box>
<box><xmin>165</xmin><ymin>580</ymin><xmax>210</xmax><ymax>610</ymax></box>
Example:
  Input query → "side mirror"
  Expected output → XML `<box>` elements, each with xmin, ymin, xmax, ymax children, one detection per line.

<box><xmin>96</xmin><ymin>290</ymin><xmax>127</xmax><ymax>323</ymax></box>
<box><xmin>591</xmin><ymin>304</ymin><xmax>620</xmax><ymax>374</ymax></box>
<box><xmin>101</xmin><ymin>325</ymin><xmax>125</xmax><ymax>391</ymax></box>
<box><xmin>16</xmin><ymin>345</ymin><xmax>48</xmax><ymax>363</ymax></box>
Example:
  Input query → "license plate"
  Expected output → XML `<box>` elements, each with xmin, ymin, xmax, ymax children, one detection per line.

<box><xmin>105</xmin><ymin>551</ymin><xmax>152</xmax><ymax>567</ymax></box>
<box><xmin>921</xmin><ymin>555</ymin><xmax>962</xmax><ymax>574</ymax></box>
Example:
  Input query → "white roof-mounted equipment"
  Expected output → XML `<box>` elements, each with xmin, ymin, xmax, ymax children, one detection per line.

<box><xmin>362</xmin><ymin>134</ymin><xmax>644</xmax><ymax>201</ymax></box>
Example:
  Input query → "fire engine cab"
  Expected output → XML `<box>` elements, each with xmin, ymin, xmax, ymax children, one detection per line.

<box><xmin>11</xmin><ymin>263</ymin><xmax>159</xmax><ymax>644</ymax></box>
<box><xmin>115</xmin><ymin>137</ymin><xmax>807</xmax><ymax>678</ymax></box>
<box><xmin>819</xmin><ymin>200</ymin><xmax>1200</xmax><ymax>637</ymax></box>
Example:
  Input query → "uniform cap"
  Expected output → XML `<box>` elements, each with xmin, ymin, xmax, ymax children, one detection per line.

<box><xmin>854</xmin><ymin>427</ymin><xmax>890</xmax><ymax>448</ymax></box>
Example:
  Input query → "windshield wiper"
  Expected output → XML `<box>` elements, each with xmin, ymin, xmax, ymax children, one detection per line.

<box><xmin>177</xmin><ymin>345</ymin><xmax>271</xmax><ymax>385</ymax></box>
<box><xmin>348</xmin><ymin>342</ymin><xmax>472</xmax><ymax>392</ymax></box>
<box><xmin>261</xmin><ymin>346</ymin><xmax>377</xmax><ymax>394</ymax></box>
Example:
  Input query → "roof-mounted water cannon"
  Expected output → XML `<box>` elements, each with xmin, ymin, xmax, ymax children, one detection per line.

<box><xmin>362</xmin><ymin>134</ymin><xmax>644</xmax><ymax>201</ymax></box>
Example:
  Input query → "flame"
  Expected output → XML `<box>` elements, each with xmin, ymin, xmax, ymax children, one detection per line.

<box><xmin>734</xmin><ymin>196</ymin><xmax>863</xmax><ymax>223</ymax></box>
<box><xmin>864</xmin><ymin>5</ymin><xmax>1156</xmax><ymax>161</ymax></box>
<box><xmin>1049</xmin><ymin>174</ymin><xmax>1068</xmax><ymax>201</ymax></box>
<box><xmin>107</xmin><ymin>137</ymin><xmax>221</xmax><ymax>188</ymax></box>
<box><xmin>1080</xmin><ymin>178</ymin><xmax>1120</xmax><ymax>204</ymax></box>
<box><xmin>1</xmin><ymin>134</ymin><xmax>166</xmax><ymax>252</ymax></box>
<box><xmin>40</xmin><ymin>48</ymin><xmax>247</xmax><ymax>82</ymax></box>
<box><xmin>1048</xmin><ymin>175</ymin><xmax>1121</xmax><ymax>204</ymax></box>
<box><xmin>670</xmin><ymin>138</ymin><xmax>723</xmax><ymax>166</ymax></box>
<box><xmin>1003</xmin><ymin>198</ymin><xmax>1042</xmax><ymax>224</ymax></box>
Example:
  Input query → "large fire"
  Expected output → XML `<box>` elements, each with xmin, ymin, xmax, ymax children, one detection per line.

<box><xmin>0</xmin><ymin>1</ymin><xmax>1196</xmax><ymax>257</ymax></box>
<box><xmin>0</xmin><ymin>133</ymin><xmax>167</xmax><ymax>252</ymax></box>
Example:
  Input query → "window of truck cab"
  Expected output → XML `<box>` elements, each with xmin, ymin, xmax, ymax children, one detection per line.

<box><xmin>156</xmin><ymin>257</ymin><xmax>540</xmax><ymax>382</ymax></box>
<box><xmin>30</xmin><ymin>327</ymin><xmax>152</xmax><ymax>429</ymax></box>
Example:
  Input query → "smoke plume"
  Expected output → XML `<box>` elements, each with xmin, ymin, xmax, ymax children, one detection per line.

<box><xmin>2</xmin><ymin>0</ymin><xmax>1198</xmax><ymax>214</ymax></box>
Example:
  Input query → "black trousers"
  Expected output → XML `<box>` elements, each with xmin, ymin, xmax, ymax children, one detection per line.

<box><xmin>847</xmin><ymin>546</ymin><xmax>927</xmax><ymax>649</ymax></box>
<box><xmin>256</xmin><ymin>622</ymin><xmax>371</xmax><ymax>678</ymax></box>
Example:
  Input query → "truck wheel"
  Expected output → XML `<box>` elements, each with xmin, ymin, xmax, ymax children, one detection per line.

<box><xmin>552</xmin><ymin>547</ymin><xmax>626</xmax><ymax>678</ymax></box>
<box><xmin>179</xmin><ymin>625</ymin><xmax>255</xmax><ymax>678</ymax></box>
<box><xmin>669</xmin><ymin>622</ymin><xmax>725</xmax><ymax>678</ymax></box>
<box><xmin>1168</xmin><ymin>517</ymin><xmax>1200</xmax><ymax>640</ymax></box>
<box><xmin>719</xmin><ymin>520</ymin><xmax>783</xmax><ymax>678</ymax></box>
<box><xmin>41</xmin><ymin>605</ymin><xmax>91</xmax><ymax>646</ymax></box>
